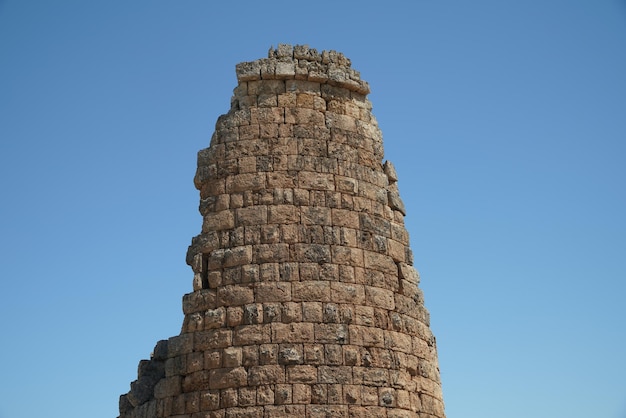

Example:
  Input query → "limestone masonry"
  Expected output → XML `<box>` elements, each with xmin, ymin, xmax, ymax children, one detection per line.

<box><xmin>119</xmin><ymin>44</ymin><xmax>445</xmax><ymax>418</ymax></box>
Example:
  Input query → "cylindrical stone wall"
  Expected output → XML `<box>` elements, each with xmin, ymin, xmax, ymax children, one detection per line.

<box><xmin>119</xmin><ymin>44</ymin><xmax>445</xmax><ymax>418</ymax></box>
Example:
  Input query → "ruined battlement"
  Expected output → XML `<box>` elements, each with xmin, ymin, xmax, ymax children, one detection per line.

<box><xmin>234</xmin><ymin>44</ymin><xmax>370</xmax><ymax>95</ymax></box>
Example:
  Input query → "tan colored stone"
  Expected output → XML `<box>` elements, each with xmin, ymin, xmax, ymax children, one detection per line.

<box><xmin>236</xmin><ymin>206</ymin><xmax>267</xmax><ymax>226</ymax></box>
<box><xmin>247</xmin><ymin>365</ymin><xmax>285</xmax><ymax>385</ymax></box>
<box><xmin>363</xmin><ymin>250</ymin><xmax>397</xmax><ymax>275</ymax></box>
<box><xmin>195</xmin><ymin>329</ymin><xmax>232</xmax><ymax>350</ymax></box>
<box><xmin>208</xmin><ymin>367</ymin><xmax>247</xmax><ymax>390</ymax></box>
<box><xmin>232</xmin><ymin>324</ymin><xmax>271</xmax><ymax>345</ymax></box>
<box><xmin>331</xmin><ymin>208</ymin><xmax>360</xmax><ymax>228</ymax></box>
<box><xmin>272</xmin><ymin>322</ymin><xmax>314</xmax><ymax>343</ymax></box>
<box><xmin>302</xmin><ymin>302</ymin><xmax>323</xmax><ymax>322</ymax></box>
<box><xmin>202</xmin><ymin>210</ymin><xmax>235</xmax><ymax>232</ymax></box>
<box><xmin>387</xmin><ymin>238</ymin><xmax>406</xmax><ymax>262</ymax></box>
<box><xmin>331</xmin><ymin>245</ymin><xmax>363</xmax><ymax>266</ymax></box>
<box><xmin>330</xmin><ymin>282</ymin><xmax>365</xmax><ymax>304</ymax></box>
<box><xmin>254</xmin><ymin>282</ymin><xmax>291</xmax><ymax>303</ymax></box>
<box><xmin>217</xmin><ymin>285</ymin><xmax>254</xmax><ymax>307</ymax></box>
<box><xmin>298</xmin><ymin>172</ymin><xmax>335</xmax><ymax>191</ymax></box>
<box><xmin>287</xmin><ymin>365</ymin><xmax>317</xmax><ymax>383</ymax></box>
<box><xmin>292</xmin><ymin>281</ymin><xmax>330</xmax><ymax>302</ymax></box>
<box><xmin>225</xmin><ymin>173</ymin><xmax>266</xmax><ymax>193</ymax></box>
<box><xmin>314</xmin><ymin>323</ymin><xmax>349</xmax><ymax>344</ymax></box>
<box><xmin>349</xmin><ymin>325</ymin><xmax>384</xmax><ymax>348</ymax></box>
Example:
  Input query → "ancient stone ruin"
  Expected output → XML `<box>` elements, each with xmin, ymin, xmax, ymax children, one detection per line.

<box><xmin>119</xmin><ymin>44</ymin><xmax>445</xmax><ymax>418</ymax></box>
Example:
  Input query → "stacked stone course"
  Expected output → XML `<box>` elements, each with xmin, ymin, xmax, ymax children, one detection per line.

<box><xmin>119</xmin><ymin>44</ymin><xmax>445</xmax><ymax>418</ymax></box>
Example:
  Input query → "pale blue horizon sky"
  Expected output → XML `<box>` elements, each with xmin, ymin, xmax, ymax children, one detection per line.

<box><xmin>1</xmin><ymin>1</ymin><xmax>625</xmax><ymax>417</ymax></box>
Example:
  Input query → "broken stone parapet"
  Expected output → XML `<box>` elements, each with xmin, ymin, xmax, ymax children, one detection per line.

<box><xmin>235</xmin><ymin>44</ymin><xmax>370</xmax><ymax>96</ymax></box>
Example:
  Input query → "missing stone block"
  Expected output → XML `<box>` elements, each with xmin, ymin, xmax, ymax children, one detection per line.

<box><xmin>201</xmin><ymin>253</ymin><xmax>209</xmax><ymax>289</ymax></box>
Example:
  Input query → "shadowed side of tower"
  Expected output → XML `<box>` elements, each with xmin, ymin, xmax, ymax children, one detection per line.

<box><xmin>119</xmin><ymin>44</ymin><xmax>445</xmax><ymax>418</ymax></box>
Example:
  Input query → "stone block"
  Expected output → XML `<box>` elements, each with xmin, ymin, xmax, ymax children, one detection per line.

<box><xmin>278</xmin><ymin>262</ymin><xmax>299</xmax><ymax>281</ymax></box>
<box><xmin>298</xmin><ymin>172</ymin><xmax>335</xmax><ymax>192</ymax></box>
<box><xmin>302</xmin><ymin>302</ymin><xmax>323</xmax><ymax>322</ymax></box>
<box><xmin>331</xmin><ymin>208</ymin><xmax>360</xmax><ymax>228</ymax></box>
<box><xmin>259</xmin><ymin>263</ymin><xmax>279</xmax><ymax>281</ymax></box>
<box><xmin>324</xmin><ymin>344</ymin><xmax>343</xmax><ymax>365</ymax></box>
<box><xmin>256</xmin><ymin>385</ymin><xmax>275</xmax><ymax>404</ymax></box>
<box><xmin>303</xmin><ymin>344</ymin><xmax>324</xmax><ymax>364</ymax></box>
<box><xmin>281</xmin><ymin>301</ymin><xmax>303</xmax><ymax>323</ymax></box>
<box><xmin>236</xmin><ymin>206</ymin><xmax>268</xmax><ymax>226</ymax></box>
<box><xmin>167</xmin><ymin>334</ymin><xmax>193</xmax><ymax>358</ymax></box>
<box><xmin>314</xmin><ymin>323</ymin><xmax>349</xmax><ymax>344</ymax></box>
<box><xmin>195</xmin><ymin>329</ymin><xmax>232</xmax><ymax>350</ymax></box>
<box><xmin>285</xmin><ymin>107</ymin><xmax>325</xmax><ymax>126</ymax></box>
<box><xmin>223</xmin><ymin>246</ymin><xmax>254</xmax><ymax>268</ymax></box>
<box><xmin>277</xmin><ymin>92</ymin><xmax>297</xmax><ymax>107</ymax></box>
<box><xmin>185</xmin><ymin>352</ymin><xmax>204</xmax><ymax>373</ymax></box>
<box><xmin>253</xmin><ymin>243</ymin><xmax>290</xmax><ymax>263</ymax></box>
<box><xmin>236</xmin><ymin>61</ymin><xmax>261</xmax><ymax>82</ymax></box>
<box><xmin>232</xmin><ymin>324</ymin><xmax>271</xmax><ymax>345</ymax></box>
<box><xmin>330</xmin><ymin>282</ymin><xmax>365</xmax><ymax>304</ymax></box>
<box><xmin>249</xmin><ymin>107</ymin><xmax>283</xmax><ymax>125</ymax></box>
<box><xmin>224</xmin><ymin>406</ymin><xmax>264</xmax><ymax>417</ymax></box>
<box><xmin>255</xmin><ymin>79</ymin><xmax>286</xmax><ymax>95</ymax></box>
<box><xmin>261</xmin><ymin>225</ymin><xmax>278</xmax><ymax>243</ymax></box>
<box><xmin>363</xmin><ymin>250</ymin><xmax>397</xmax><ymax>275</ymax></box>
<box><xmin>293</xmin><ymin>243</ymin><xmax>331</xmax><ymax>263</ymax></box>
<box><xmin>226</xmin><ymin>173</ymin><xmax>266</xmax><ymax>193</ymax></box>
<box><xmin>183</xmin><ymin>290</ymin><xmax>217</xmax><ymax>314</ymax></box>
<box><xmin>399</xmin><ymin>279</ymin><xmax>420</xmax><ymax>301</ymax></box>
<box><xmin>287</xmin><ymin>365</ymin><xmax>318</xmax><ymax>383</ymax></box>
<box><xmin>248</xmin><ymin>365</ymin><xmax>285</xmax><ymax>385</ymax></box>
<box><xmin>254</xmin><ymin>282</ymin><xmax>292</xmax><ymax>303</ymax></box>
<box><xmin>387</xmin><ymin>190</ymin><xmax>406</xmax><ymax>215</ymax></box>
<box><xmin>154</xmin><ymin>376</ymin><xmax>182</xmax><ymax>399</ymax></box>
<box><xmin>354</xmin><ymin>367</ymin><xmax>389</xmax><ymax>386</ymax></box>
<box><xmin>331</xmin><ymin>245</ymin><xmax>363</xmax><ymax>266</ymax></box>
<box><xmin>394</xmin><ymin>293</ymin><xmax>416</xmax><ymax>316</ymax></box>
<box><xmin>384</xmin><ymin>330</ymin><xmax>413</xmax><ymax>354</ymax></box>
<box><xmin>278</xmin><ymin>344</ymin><xmax>304</xmax><ymax>365</ymax></box>
<box><xmin>218</xmin><ymin>285</ymin><xmax>254</xmax><ymax>307</ymax></box>
<box><xmin>359</xmin><ymin>213</ymin><xmax>391</xmax><ymax>237</ymax></box>
<box><xmin>258</xmin><ymin>343</ymin><xmax>278</xmax><ymax>364</ymax></box>
<box><xmin>349</xmin><ymin>325</ymin><xmax>384</xmax><ymax>348</ymax></box>
<box><xmin>202</xmin><ymin>210</ymin><xmax>235</xmax><ymax>232</ymax></box>
<box><xmin>208</xmin><ymin>367</ymin><xmax>248</xmax><ymax>390</ymax></box>
<box><xmin>397</xmin><ymin>263</ymin><xmax>420</xmax><ymax>284</ymax></box>
<box><xmin>262</xmin><ymin>303</ymin><xmax>282</xmax><ymax>323</ymax></box>
<box><xmin>387</xmin><ymin>239</ymin><xmax>406</xmax><ymax>263</ymax></box>
<box><xmin>182</xmin><ymin>370</ymin><xmax>210</xmax><ymax>392</ymax></box>
<box><xmin>298</xmin><ymin>262</ymin><xmax>320</xmax><ymax>281</ymax></box>
<box><xmin>271</xmin><ymin>322</ymin><xmax>314</xmax><ymax>343</ymax></box>
<box><xmin>365</xmin><ymin>285</ymin><xmax>395</xmax><ymax>310</ymax></box>
<box><xmin>286</xmin><ymin>79</ymin><xmax>321</xmax><ymax>94</ymax></box>
<box><xmin>388</xmin><ymin>221</ymin><xmax>408</xmax><ymax>244</ymax></box>
<box><xmin>306</xmin><ymin>405</ymin><xmax>349</xmax><ymax>418</ymax></box>
<box><xmin>266</xmin><ymin>172</ymin><xmax>297</xmax><ymax>188</ymax></box>
<box><xmin>292</xmin><ymin>281</ymin><xmax>330</xmax><ymax>302</ymax></box>
<box><xmin>221</xmin><ymin>387</ymin><xmax>238</xmax><ymax>407</ymax></box>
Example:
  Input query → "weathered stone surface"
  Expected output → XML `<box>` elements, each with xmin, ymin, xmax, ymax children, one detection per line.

<box><xmin>119</xmin><ymin>44</ymin><xmax>445</xmax><ymax>418</ymax></box>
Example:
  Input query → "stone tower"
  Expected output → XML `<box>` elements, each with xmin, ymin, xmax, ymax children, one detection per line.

<box><xmin>119</xmin><ymin>44</ymin><xmax>445</xmax><ymax>418</ymax></box>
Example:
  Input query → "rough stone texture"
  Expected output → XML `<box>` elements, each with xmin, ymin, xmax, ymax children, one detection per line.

<box><xmin>119</xmin><ymin>44</ymin><xmax>445</xmax><ymax>418</ymax></box>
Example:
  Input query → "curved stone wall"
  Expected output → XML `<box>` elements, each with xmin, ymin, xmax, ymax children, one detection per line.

<box><xmin>119</xmin><ymin>44</ymin><xmax>445</xmax><ymax>418</ymax></box>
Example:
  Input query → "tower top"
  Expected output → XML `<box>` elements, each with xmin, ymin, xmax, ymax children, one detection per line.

<box><xmin>235</xmin><ymin>44</ymin><xmax>370</xmax><ymax>95</ymax></box>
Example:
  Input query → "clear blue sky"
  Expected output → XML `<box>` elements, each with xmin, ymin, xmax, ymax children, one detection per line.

<box><xmin>1</xmin><ymin>1</ymin><xmax>625</xmax><ymax>417</ymax></box>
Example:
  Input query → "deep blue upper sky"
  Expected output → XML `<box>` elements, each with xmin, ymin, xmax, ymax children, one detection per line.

<box><xmin>1</xmin><ymin>1</ymin><xmax>625</xmax><ymax>417</ymax></box>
